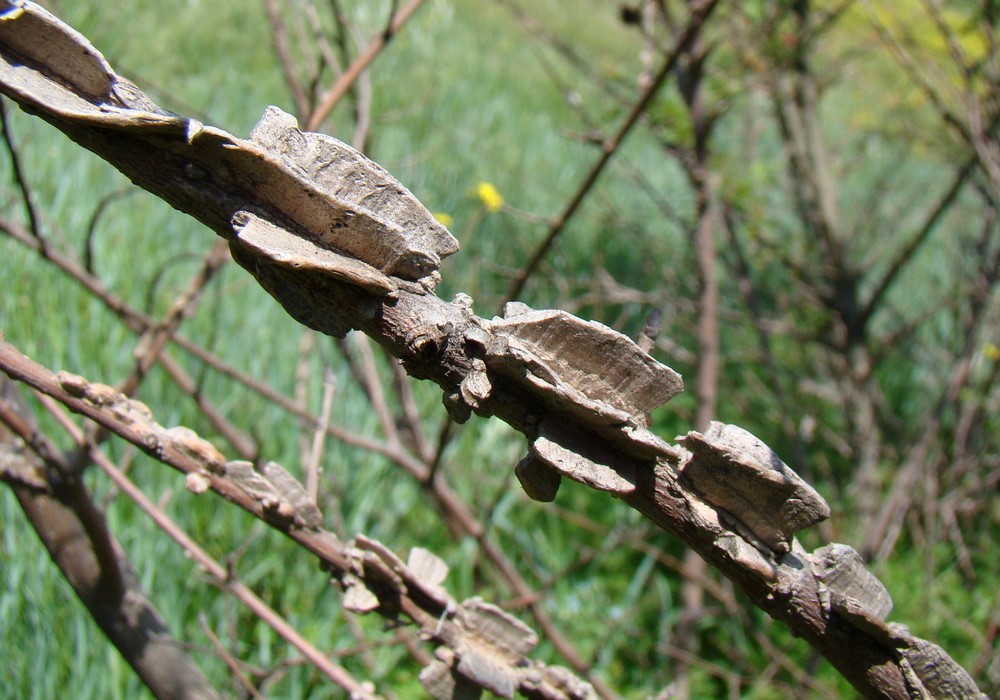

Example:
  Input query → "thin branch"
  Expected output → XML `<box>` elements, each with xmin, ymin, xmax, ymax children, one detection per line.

<box><xmin>862</xmin><ymin>0</ymin><xmax>974</xmax><ymax>148</ymax></box>
<box><xmin>0</xmin><ymin>215</ymin><xmax>260</xmax><ymax>457</ymax></box>
<box><xmin>306</xmin><ymin>367</ymin><xmax>336</xmax><ymax>501</ymax></box>
<box><xmin>304</xmin><ymin>0</ymin><xmax>342</xmax><ymax>87</ymax></box>
<box><xmin>294</xmin><ymin>328</ymin><xmax>316</xmax><ymax>461</ymax></box>
<box><xmin>0</xmin><ymin>97</ymin><xmax>44</xmax><ymax>242</ymax></box>
<box><xmin>262</xmin><ymin>0</ymin><xmax>311</xmax><ymax>119</ymax></box>
<box><xmin>38</xmin><ymin>391</ymin><xmax>380</xmax><ymax>699</ymax></box>
<box><xmin>346</xmin><ymin>333</ymin><xmax>402</xmax><ymax>448</ymax></box>
<box><xmin>306</xmin><ymin>0</ymin><xmax>426</xmax><ymax>131</ymax></box>
<box><xmin>390</xmin><ymin>359</ymin><xmax>434</xmax><ymax>463</ymax></box>
<box><xmin>721</xmin><ymin>205</ymin><xmax>813</xmax><ymax>480</ymax></box>
<box><xmin>495</xmin><ymin>0</ymin><xmax>629</xmax><ymax>103</ymax></box>
<box><xmin>0</xmin><ymin>394</ymin><xmax>125</xmax><ymax>599</ymax></box>
<box><xmin>0</xmin><ymin>381</ymin><xmax>222</xmax><ymax>700</ymax></box>
<box><xmin>123</xmin><ymin>238</ymin><xmax>231</xmax><ymax>394</ymax></box>
<box><xmin>863</xmin><ymin>227</ymin><xmax>1000</xmax><ymax>560</ymax></box>
<box><xmin>0</xmin><ymin>338</ymin><xmax>600</xmax><ymax>700</ymax></box>
<box><xmin>199</xmin><ymin>616</ymin><xmax>268</xmax><ymax>700</ymax></box>
<box><xmin>859</xmin><ymin>154</ymin><xmax>977</xmax><ymax>325</ymax></box>
<box><xmin>505</xmin><ymin>0</ymin><xmax>722</xmax><ymax>303</ymax></box>
<box><xmin>83</xmin><ymin>187</ymin><xmax>138</xmax><ymax>274</ymax></box>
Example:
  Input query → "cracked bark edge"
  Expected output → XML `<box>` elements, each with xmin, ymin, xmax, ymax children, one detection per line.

<box><xmin>678</xmin><ymin>422</ymin><xmax>831</xmax><ymax>554</ymax></box>
<box><xmin>0</xmin><ymin>3</ymin><xmax>457</xmax><ymax>284</ymax></box>
<box><xmin>0</xmin><ymin>6</ymin><xmax>987</xmax><ymax>698</ymax></box>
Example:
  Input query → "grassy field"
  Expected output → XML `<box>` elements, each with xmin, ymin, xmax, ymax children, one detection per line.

<box><xmin>2</xmin><ymin>0</ymin><xmax>997</xmax><ymax>698</ymax></box>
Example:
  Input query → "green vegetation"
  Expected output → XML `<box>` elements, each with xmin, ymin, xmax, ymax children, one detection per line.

<box><xmin>1</xmin><ymin>0</ymin><xmax>997</xmax><ymax>697</ymax></box>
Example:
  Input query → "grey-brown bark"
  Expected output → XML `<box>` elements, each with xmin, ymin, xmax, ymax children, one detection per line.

<box><xmin>0</xmin><ymin>4</ymin><xmax>988</xmax><ymax>699</ymax></box>
<box><xmin>0</xmin><ymin>339</ymin><xmax>599</xmax><ymax>700</ymax></box>
<box><xmin>0</xmin><ymin>380</ymin><xmax>221</xmax><ymax>700</ymax></box>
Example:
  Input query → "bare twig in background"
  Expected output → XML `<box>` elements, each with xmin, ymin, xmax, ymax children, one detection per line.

<box><xmin>262</xmin><ymin>0</ymin><xmax>311</xmax><ymax>119</ymax></box>
<box><xmin>83</xmin><ymin>187</ymin><xmax>138</xmax><ymax>274</ymax></box>
<box><xmin>0</xmin><ymin>380</ymin><xmax>223</xmax><ymax>700</ymax></box>
<box><xmin>505</xmin><ymin>0</ymin><xmax>722</xmax><ymax>303</ymax></box>
<box><xmin>864</xmin><ymin>214</ymin><xmax>1000</xmax><ymax>560</ymax></box>
<box><xmin>65</xmin><ymin>237</ymin><xmax>231</xmax><ymax>476</ymax></box>
<box><xmin>306</xmin><ymin>367</ymin><xmax>336</xmax><ymax>502</ymax></box>
<box><xmin>123</xmin><ymin>239</ymin><xmax>230</xmax><ymax>393</ymax></box>
<box><xmin>390</xmin><ymin>359</ymin><xmax>434</xmax><ymax>463</ymax></box>
<box><xmin>0</xmin><ymin>98</ymin><xmax>43</xmax><ymax>242</ymax></box>
<box><xmin>1</xmin><ymin>2</ymin><xmax>996</xmax><ymax>698</ymax></box>
<box><xmin>306</xmin><ymin>0</ymin><xmax>426</xmax><ymax>131</ymax></box>
<box><xmin>74</xmin><ymin>414</ymin><xmax>377</xmax><ymax>697</ymax></box>
<box><xmin>662</xmin><ymin>9</ymin><xmax>723</xmax><ymax>694</ymax></box>
<box><xmin>199</xmin><ymin>617</ymin><xmax>268</xmax><ymax>700</ymax></box>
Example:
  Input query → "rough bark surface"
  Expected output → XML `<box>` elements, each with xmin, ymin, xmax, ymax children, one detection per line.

<box><xmin>0</xmin><ymin>4</ymin><xmax>987</xmax><ymax>698</ymax></box>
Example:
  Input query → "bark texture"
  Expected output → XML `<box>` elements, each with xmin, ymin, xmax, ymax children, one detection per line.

<box><xmin>0</xmin><ymin>4</ymin><xmax>987</xmax><ymax>698</ymax></box>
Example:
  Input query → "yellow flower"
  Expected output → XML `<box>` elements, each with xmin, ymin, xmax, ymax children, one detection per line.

<box><xmin>984</xmin><ymin>342</ymin><xmax>1000</xmax><ymax>361</ymax></box>
<box><xmin>475</xmin><ymin>181</ymin><xmax>504</xmax><ymax>213</ymax></box>
<box><xmin>434</xmin><ymin>212</ymin><xmax>454</xmax><ymax>228</ymax></box>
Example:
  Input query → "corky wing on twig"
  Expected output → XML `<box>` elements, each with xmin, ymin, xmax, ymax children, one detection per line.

<box><xmin>0</xmin><ymin>1</ymin><xmax>457</xmax><ymax>298</ymax></box>
<box><xmin>0</xmin><ymin>4</ymin><xmax>988</xmax><ymax>698</ymax></box>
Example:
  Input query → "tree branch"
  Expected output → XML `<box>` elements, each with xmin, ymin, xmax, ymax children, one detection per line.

<box><xmin>0</xmin><ymin>380</ymin><xmax>222</xmax><ymax>700</ymax></box>
<box><xmin>305</xmin><ymin>0</ymin><xmax>426</xmax><ymax>131</ymax></box>
<box><xmin>0</xmin><ymin>5</ymin><xmax>987</xmax><ymax>698</ymax></box>
<box><xmin>505</xmin><ymin>0</ymin><xmax>722</xmax><ymax>303</ymax></box>
<box><xmin>0</xmin><ymin>338</ymin><xmax>598</xmax><ymax>700</ymax></box>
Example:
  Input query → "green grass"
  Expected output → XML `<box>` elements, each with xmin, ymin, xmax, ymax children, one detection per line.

<box><xmin>2</xmin><ymin>0</ymin><xmax>998</xmax><ymax>697</ymax></box>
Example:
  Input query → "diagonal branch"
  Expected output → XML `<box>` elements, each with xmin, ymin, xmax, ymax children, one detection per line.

<box><xmin>0</xmin><ymin>338</ymin><xmax>599</xmax><ymax>700</ymax></box>
<box><xmin>505</xmin><ymin>0</ymin><xmax>722</xmax><ymax>303</ymax></box>
<box><xmin>36</xmin><ymin>390</ymin><xmax>379</xmax><ymax>699</ymax></box>
<box><xmin>0</xmin><ymin>97</ymin><xmax>44</xmax><ymax>241</ymax></box>
<box><xmin>261</xmin><ymin>0</ymin><xmax>312</xmax><ymax>119</ymax></box>
<box><xmin>0</xmin><ymin>5</ymin><xmax>987</xmax><ymax>698</ymax></box>
<box><xmin>858</xmin><ymin>154</ymin><xmax>977</xmax><ymax>327</ymax></box>
<box><xmin>0</xmin><ymin>380</ymin><xmax>223</xmax><ymax>700</ymax></box>
<box><xmin>305</xmin><ymin>0</ymin><xmax>426</xmax><ymax>131</ymax></box>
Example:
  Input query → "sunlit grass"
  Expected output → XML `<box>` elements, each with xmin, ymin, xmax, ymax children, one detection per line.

<box><xmin>1</xmin><ymin>0</ymin><xmax>993</xmax><ymax>697</ymax></box>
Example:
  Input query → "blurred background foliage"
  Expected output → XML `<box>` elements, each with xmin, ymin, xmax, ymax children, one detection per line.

<box><xmin>1</xmin><ymin>0</ymin><xmax>998</xmax><ymax>697</ymax></box>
